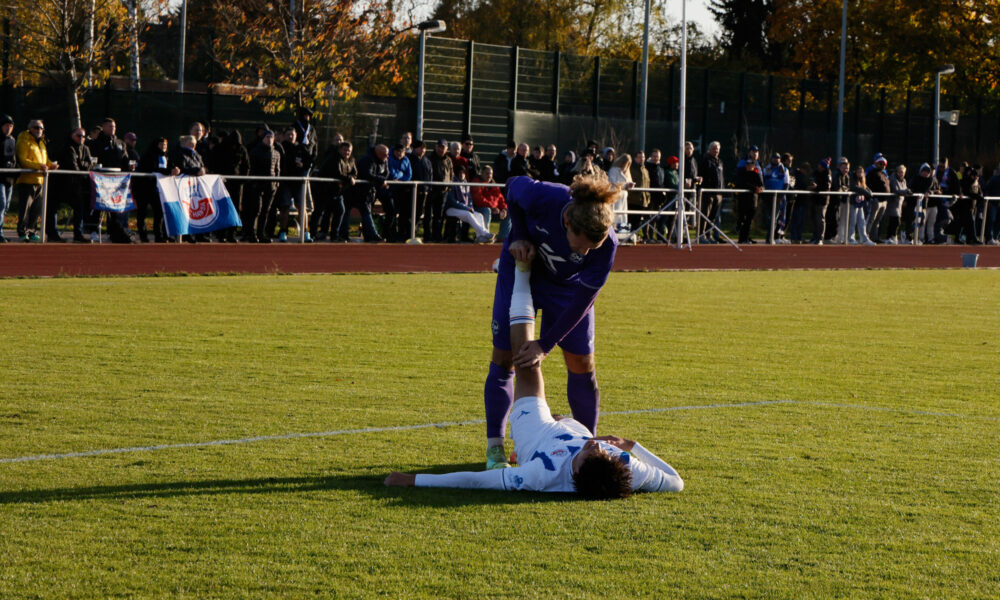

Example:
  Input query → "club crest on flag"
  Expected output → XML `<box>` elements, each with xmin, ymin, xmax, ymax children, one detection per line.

<box><xmin>180</xmin><ymin>177</ymin><xmax>217</xmax><ymax>227</ymax></box>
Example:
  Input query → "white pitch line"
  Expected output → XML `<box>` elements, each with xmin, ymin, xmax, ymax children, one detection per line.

<box><xmin>803</xmin><ymin>401</ymin><xmax>1000</xmax><ymax>422</ymax></box>
<box><xmin>3</xmin><ymin>399</ymin><xmax>995</xmax><ymax>465</ymax></box>
<box><xmin>0</xmin><ymin>400</ymin><xmax>789</xmax><ymax>464</ymax></box>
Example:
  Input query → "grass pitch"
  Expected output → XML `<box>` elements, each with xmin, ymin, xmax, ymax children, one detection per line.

<box><xmin>1</xmin><ymin>271</ymin><xmax>998</xmax><ymax>599</ymax></box>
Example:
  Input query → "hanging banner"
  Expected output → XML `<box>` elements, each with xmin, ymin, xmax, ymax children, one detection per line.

<box><xmin>156</xmin><ymin>174</ymin><xmax>241</xmax><ymax>237</ymax></box>
<box><xmin>90</xmin><ymin>172</ymin><xmax>136</xmax><ymax>212</ymax></box>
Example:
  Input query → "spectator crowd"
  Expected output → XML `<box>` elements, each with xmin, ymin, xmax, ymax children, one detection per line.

<box><xmin>1</xmin><ymin>109</ymin><xmax>998</xmax><ymax>246</ymax></box>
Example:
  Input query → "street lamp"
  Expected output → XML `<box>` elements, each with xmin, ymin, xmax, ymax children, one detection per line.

<box><xmin>416</xmin><ymin>19</ymin><xmax>447</xmax><ymax>141</ymax></box>
<box><xmin>178</xmin><ymin>0</ymin><xmax>188</xmax><ymax>93</ymax></box>
<box><xmin>834</xmin><ymin>0</ymin><xmax>846</xmax><ymax>162</ymax></box>
<box><xmin>933</xmin><ymin>64</ymin><xmax>955</xmax><ymax>167</ymax></box>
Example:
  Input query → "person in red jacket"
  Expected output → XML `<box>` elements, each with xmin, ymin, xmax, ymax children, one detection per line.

<box><xmin>472</xmin><ymin>164</ymin><xmax>509</xmax><ymax>239</ymax></box>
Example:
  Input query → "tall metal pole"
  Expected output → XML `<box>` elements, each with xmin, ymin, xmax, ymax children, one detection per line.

<box><xmin>637</xmin><ymin>0</ymin><xmax>651</xmax><ymax>152</ymax></box>
<box><xmin>835</xmin><ymin>0</ymin><xmax>846</xmax><ymax>160</ymax></box>
<box><xmin>674</xmin><ymin>0</ymin><xmax>688</xmax><ymax>248</ymax></box>
<box><xmin>177</xmin><ymin>0</ymin><xmax>187</xmax><ymax>93</ymax></box>
<box><xmin>933</xmin><ymin>72</ymin><xmax>941</xmax><ymax>167</ymax></box>
<box><xmin>416</xmin><ymin>30</ymin><xmax>427</xmax><ymax>141</ymax></box>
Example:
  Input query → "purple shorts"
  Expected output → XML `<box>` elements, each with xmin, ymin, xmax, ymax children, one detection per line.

<box><xmin>490</xmin><ymin>251</ymin><xmax>595</xmax><ymax>355</ymax></box>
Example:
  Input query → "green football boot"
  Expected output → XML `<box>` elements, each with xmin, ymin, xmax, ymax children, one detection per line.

<box><xmin>485</xmin><ymin>445</ymin><xmax>511</xmax><ymax>470</ymax></box>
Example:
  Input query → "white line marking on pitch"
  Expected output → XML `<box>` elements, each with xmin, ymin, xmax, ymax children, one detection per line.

<box><xmin>0</xmin><ymin>400</ymin><xmax>789</xmax><ymax>464</ymax></box>
<box><xmin>2</xmin><ymin>399</ymin><xmax>995</xmax><ymax>464</ymax></box>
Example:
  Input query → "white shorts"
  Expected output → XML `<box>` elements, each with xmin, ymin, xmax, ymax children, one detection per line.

<box><xmin>510</xmin><ymin>396</ymin><xmax>590</xmax><ymax>463</ymax></box>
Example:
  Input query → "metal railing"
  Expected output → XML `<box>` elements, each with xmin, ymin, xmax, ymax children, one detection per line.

<box><xmin>2</xmin><ymin>168</ymin><xmax>997</xmax><ymax>245</ymax></box>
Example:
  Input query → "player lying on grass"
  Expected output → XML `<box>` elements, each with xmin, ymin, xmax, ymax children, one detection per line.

<box><xmin>385</xmin><ymin>264</ymin><xmax>683</xmax><ymax>499</ymax></box>
<box><xmin>382</xmin><ymin>393</ymin><xmax>684</xmax><ymax>499</ymax></box>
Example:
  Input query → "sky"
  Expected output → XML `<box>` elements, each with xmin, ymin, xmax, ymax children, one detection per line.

<box><xmin>410</xmin><ymin>0</ymin><xmax>720</xmax><ymax>37</ymax></box>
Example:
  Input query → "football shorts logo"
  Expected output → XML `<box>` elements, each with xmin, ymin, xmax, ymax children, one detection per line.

<box><xmin>491</xmin><ymin>319</ymin><xmax>499</xmax><ymax>336</ymax></box>
<box><xmin>569</xmin><ymin>252</ymin><xmax>583</xmax><ymax>263</ymax></box>
<box><xmin>512</xmin><ymin>475</ymin><xmax>524</xmax><ymax>488</ymax></box>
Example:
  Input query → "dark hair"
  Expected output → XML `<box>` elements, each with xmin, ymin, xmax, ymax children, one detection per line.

<box><xmin>412</xmin><ymin>140</ymin><xmax>425</xmax><ymax>149</ymax></box>
<box><xmin>102</xmin><ymin>117</ymin><xmax>116</xmax><ymax>125</ymax></box>
<box><xmin>565</xmin><ymin>178</ymin><xmax>618</xmax><ymax>243</ymax></box>
<box><xmin>506</xmin><ymin>139</ymin><xmax>517</xmax><ymax>149</ymax></box>
<box><xmin>454</xmin><ymin>164</ymin><xmax>467</xmax><ymax>176</ymax></box>
<box><xmin>572</xmin><ymin>454</ymin><xmax>633</xmax><ymax>500</ymax></box>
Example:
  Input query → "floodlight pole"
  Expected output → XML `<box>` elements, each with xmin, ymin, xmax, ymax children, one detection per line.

<box><xmin>637</xmin><ymin>0</ymin><xmax>650</xmax><ymax>152</ymax></box>
<box><xmin>177</xmin><ymin>0</ymin><xmax>187</xmax><ymax>93</ymax></box>
<box><xmin>415</xmin><ymin>21</ymin><xmax>446</xmax><ymax>141</ymax></box>
<box><xmin>933</xmin><ymin>65</ymin><xmax>954</xmax><ymax>167</ymax></box>
<box><xmin>417</xmin><ymin>30</ymin><xmax>427</xmax><ymax>141</ymax></box>
<box><xmin>674</xmin><ymin>0</ymin><xmax>688</xmax><ymax>249</ymax></box>
<box><xmin>834</xmin><ymin>0</ymin><xmax>846</xmax><ymax>161</ymax></box>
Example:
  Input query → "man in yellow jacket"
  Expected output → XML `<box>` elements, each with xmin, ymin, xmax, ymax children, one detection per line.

<box><xmin>15</xmin><ymin>119</ymin><xmax>58</xmax><ymax>242</ymax></box>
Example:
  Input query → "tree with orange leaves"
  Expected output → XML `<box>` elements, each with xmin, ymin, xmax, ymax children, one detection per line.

<box><xmin>205</xmin><ymin>0</ymin><xmax>412</xmax><ymax>115</ymax></box>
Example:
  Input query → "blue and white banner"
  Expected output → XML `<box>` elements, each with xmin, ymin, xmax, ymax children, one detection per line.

<box><xmin>156</xmin><ymin>174</ymin><xmax>241</xmax><ymax>236</ymax></box>
<box><xmin>90</xmin><ymin>172</ymin><xmax>135</xmax><ymax>212</ymax></box>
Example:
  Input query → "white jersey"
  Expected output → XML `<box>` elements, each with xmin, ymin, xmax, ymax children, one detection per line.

<box><xmin>414</xmin><ymin>396</ymin><xmax>683</xmax><ymax>493</ymax></box>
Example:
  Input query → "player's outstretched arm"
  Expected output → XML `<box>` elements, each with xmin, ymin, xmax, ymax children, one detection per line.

<box><xmin>384</xmin><ymin>472</ymin><xmax>417</xmax><ymax>487</ymax></box>
<box><xmin>594</xmin><ymin>435</ymin><xmax>684</xmax><ymax>493</ymax></box>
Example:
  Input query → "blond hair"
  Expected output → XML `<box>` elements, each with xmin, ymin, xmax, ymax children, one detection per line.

<box><xmin>565</xmin><ymin>178</ymin><xmax>618</xmax><ymax>243</ymax></box>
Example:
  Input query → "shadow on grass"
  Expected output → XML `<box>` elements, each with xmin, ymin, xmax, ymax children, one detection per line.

<box><xmin>0</xmin><ymin>463</ymin><xmax>577</xmax><ymax>507</ymax></box>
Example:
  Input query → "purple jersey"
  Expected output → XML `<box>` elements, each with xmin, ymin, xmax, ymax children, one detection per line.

<box><xmin>506</xmin><ymin>176</ymin><xmax>617</xmax><ymax>290</ymax></box>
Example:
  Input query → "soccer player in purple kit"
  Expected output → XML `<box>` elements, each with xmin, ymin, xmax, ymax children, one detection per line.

<box><xmin>483</xmin><ymin>175</ymin><xmax>620</xmax><ymax>470</ymax></box>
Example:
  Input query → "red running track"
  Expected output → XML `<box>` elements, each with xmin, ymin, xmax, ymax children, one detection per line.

<box><xmin>0</xmin><ymin>243</ymin><xmax>998</xmax><ymax>277</ymax></box>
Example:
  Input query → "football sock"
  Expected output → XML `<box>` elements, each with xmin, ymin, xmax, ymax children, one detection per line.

<box><xmin>484</xmin><ymin>361</ymin><xmax>515</xmax><ymax>439</ymax></box>
<box><xmin>567</xmin><ymin>371</ymin><xmax>600</xmax><ymax>435</ymax></box>
<box><xmin>509</xmin><ymin>265</ymin><xmax>535</xmax><ymax>327</ymax></box>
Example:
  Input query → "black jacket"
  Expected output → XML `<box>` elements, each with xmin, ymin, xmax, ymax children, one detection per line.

<box><xmin>170</xmin><ymin>146</ymin><xmax>205</xmax><ymax>176</ymax></box>
<box><xmin>409</xmin><ymin>153</ymin><xmax>432</xmax><ymax>182</ymax></box>
<box><xmin>507</xmin><ymin>155</ymin><xmax>536</xmax><ymax>180</ymax></box>
<box><xmin>88</xmin><ymin>132</ymin><xmax>128</xmax><ymax>170</ymax></box>
<box><xmin>54</xmin><ymin>136</ymin><xmax>93</xmax><ymax>201</ymax></box>
<box><xmin>683</xmin><ymin>154</ymin><xmax>699</xmax><ymax>187</ymax></box>
<box><xmin>460</xmin><ymin>149</ymin><xmax>482</xmax><ymax>179</ymax></box>
<box><xmin>700</xmin><ymin>154</ymin><xmax>724</xmax><ymax>189</ymax></box>
<box><xmin>213</xmin><ymin>131</ymin><xmax>250</xmax><ymax>176</ymax></box>
<box><xmin>735</xmin><ymin>168</ymin><xmax>764</xmax><ymax>198</ymax></box>
<box><xmin>292</xmin><ymin>120</ymin><xmax>318</xmax><ymax>162</ymax></box>
<box><xmin>280</xmin><ymin>140</ymin><xmax>312</xmax><ymax>177</ymax></box>
<box><xmin>866</xmin><ymin>166</ymin><xmax>891</xmax><ymax>195</ymax></box>
<box><xmin>356</xmin><ymin>153</ymin><xmax>389</xmax><ymax>203</ymax></box>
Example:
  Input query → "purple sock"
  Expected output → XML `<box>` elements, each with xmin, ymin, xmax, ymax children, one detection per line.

<box><xmin>484</xmin><ymin>362</ymin><xmax>515</xmax><ymax>439</ymax></box>
<box><xmin>567</xmin><ymin>371</ymin><xmax>600</xmax><ymax>435</ymax></box>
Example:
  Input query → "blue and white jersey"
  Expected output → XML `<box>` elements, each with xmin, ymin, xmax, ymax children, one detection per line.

<box><xmin>414</xmin><ymin>397</ymin><xmax>683</xmax><ymax>494</ymax></box>
<box><xmin>763</xmin><ymin>163</ymin><xmax>789</xmax><ymax>191</ymax></box>
<box><xmin>505</xmin><ymin>176</ymin><xmax>617</xmax><ymax>291</ymax></box>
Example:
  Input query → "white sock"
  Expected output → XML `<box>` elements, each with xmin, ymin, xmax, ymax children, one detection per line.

<box><xmin>509</xmin><ymin>266</ymin><xmax>535</xmax><ymax>326</ymax></box>
<box><xmin>487</xmin><ymin>437</ymin><xmax>505</xmax><ymax>449</ymax></box>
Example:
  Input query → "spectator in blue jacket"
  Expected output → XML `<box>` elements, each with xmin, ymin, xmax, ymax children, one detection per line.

<box><xmin>762</xmin><ymin>152</ymin><xmax>790</xmax><ymax>243</ymax></box>
<box><xmin>387</xmin><ymin>144</ymin><xmax>412</xmax><ymax>242</ymax></box>
<box><xmin>0</xmin><ymin>115</ymin><xmax>15</xmax><ymax>242</ymax></box>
